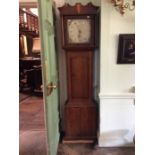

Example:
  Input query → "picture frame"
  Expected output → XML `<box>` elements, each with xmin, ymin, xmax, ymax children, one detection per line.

<box><xmin>117</xmin><ymin>34</ymin><xmax>135</xmax><ymax>64</ymax></box>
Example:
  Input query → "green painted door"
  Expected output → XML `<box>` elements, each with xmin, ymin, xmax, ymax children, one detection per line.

<box><xmin>37</xmin><ymin>0</ymin><xmax>59</xmax><ymax>155</ymax></box>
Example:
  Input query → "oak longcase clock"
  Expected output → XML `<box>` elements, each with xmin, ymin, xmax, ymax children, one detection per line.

<box><xmin>59</xmin><ymin>3</ymin><xmax>99</xmax><ymax>141</ymax></box>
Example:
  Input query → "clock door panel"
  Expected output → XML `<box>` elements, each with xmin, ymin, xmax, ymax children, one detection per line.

<box><xmin>67</xmin><ymin>51</ymin><xmax>92</xmax><ymax>100</ymax></box>
<box><xmin>70</xmin><ymin>55</ymin><xmax>89</xmax><ymax>98</ymax></box>
<box><xmin>65</xmin><ymin>107</ymin><xmax>81</xmax><ymax>137</ymax></box>
<box><xmin>65</xmin><ymin>105</ymin><xmax>97</xmax><ymax>139</ymax></box>
<box><xmin>80</xmin><ymin>106</ymin><xmax>97</xmax><ymax>137</ymax></box>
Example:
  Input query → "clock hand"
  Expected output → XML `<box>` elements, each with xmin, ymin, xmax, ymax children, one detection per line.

<box><xmin>78</xmin><ymin>29</ymin><xmax>82</xmax><ymax>39</ymax></box>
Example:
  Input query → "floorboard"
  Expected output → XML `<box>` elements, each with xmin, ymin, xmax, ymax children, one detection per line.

<box><xmin>19</xmin><ymin>95</ymin><xmax>47</xmax><ymax>155</ymax></box>
<box><xmin>57</xmin><ymin>143</ymin><xmax>135</xmax><ymax>155</ymax></box>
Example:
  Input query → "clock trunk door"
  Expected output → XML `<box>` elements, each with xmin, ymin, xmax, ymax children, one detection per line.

<box><xmin>67</xmin><ymin>51</ymin><xmax>92</xmax><ymax>101</ymax></box>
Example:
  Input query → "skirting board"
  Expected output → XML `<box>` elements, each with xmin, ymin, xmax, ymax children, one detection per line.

<box><xmin>99</xmin><ymin>93</ymin><xmax>135</xmax><ymax>99</ymax></box>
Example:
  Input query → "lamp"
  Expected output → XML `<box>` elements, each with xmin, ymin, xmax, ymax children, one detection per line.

<box><xmin>32</xmin><ymin>37</ymin><xmax>41</xmax><ymax>53</ymax></box>
<box><xmin>111</xmin><ymin>0</ymin><xmax>135</xmax><ymax>15</ymax></box>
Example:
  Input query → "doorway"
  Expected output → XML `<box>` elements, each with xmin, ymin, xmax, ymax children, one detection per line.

<box><xmin>19</xmin><ymin>5</ymin><xmax>48</xmax><ymax>155</ymax></box>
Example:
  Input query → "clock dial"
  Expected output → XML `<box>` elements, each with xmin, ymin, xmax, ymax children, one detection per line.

<box><xmin>67</xmin><ymin>19</ymin><xmax>91</xmax><ymax>44</ymax></box>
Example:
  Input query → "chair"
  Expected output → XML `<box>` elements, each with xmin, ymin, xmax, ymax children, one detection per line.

<box><xmin>19</xmin><ymin>69</ymin><xmax>35</xmax><ymax>92</ymax></box>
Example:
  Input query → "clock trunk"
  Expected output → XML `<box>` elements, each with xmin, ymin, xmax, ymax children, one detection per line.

<box><xmin>64</xmin><ymin>50</ymin><xmax>97</xmax><ymax>140</ymax></box>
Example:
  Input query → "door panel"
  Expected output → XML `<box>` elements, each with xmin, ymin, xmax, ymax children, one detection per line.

<box><xmin>65</xmin><ymin>107</ymin><xmax>81</xmax><ymax>137</ymax></box>
<box><xmin>67</xmin><ymin>51</ymin><xmax>92</xmax><ymax>100</ymax></box>
<box><xmin>80</xmin><ymin>106</ymin><xmax>97</xmax><ymax>137</ymax></box>
<box><xmin>71</xmin><ymin>56</ymin><xmax>89</xmax><ymax>98</ymax></box>
<box><xmin>38</xmin><ymin>0</ymin><xmax>59</xmax><ymax>155</ymax></box>
<box><xmin>65</xmin><ymin>105</ymin><xmax>97</xmax><ymax>139</ymax></box>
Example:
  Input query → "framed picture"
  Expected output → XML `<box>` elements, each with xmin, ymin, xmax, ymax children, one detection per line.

<box><xmin>117</xmin><ymin>34</ymin><xmax>135</xmax><ymax>64</ymax></box>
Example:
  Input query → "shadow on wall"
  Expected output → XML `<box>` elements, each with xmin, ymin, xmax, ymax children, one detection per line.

<box><xmin>99</xmin><ymin>129</ymin><xmax>134</xmax><ymax>147</ymax></box>
<box><xmin>128</xmin><ymin>86</ymin><xmax>135</xmax><ymax>93</ymax></box>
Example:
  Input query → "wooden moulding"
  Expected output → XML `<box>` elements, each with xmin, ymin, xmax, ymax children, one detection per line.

<box><xmin>58</xmin><ymin>2</ymin><xmax>99</xmax><ymax>15</ymax></box>
<box><xmin>62</xmin><ymin>139</ymin><xmax>94</xmax><ymax>144</ymax></box>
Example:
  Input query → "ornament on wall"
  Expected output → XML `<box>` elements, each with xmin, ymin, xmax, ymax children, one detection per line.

<box><xmin>111</xmin><ymin>0</ymin><xmax>135</xmax><ymax>15</ymax></box>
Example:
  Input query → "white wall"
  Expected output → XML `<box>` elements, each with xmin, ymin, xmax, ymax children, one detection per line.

<box><xmin>99</xmin><ymin>0</ymin><xmax>135</xmax><ymax>147</ymax></box>
<box><xmin>100</xmin><ymin>0</ymin><xmax>135</xmax><ymax>94</ymax></box>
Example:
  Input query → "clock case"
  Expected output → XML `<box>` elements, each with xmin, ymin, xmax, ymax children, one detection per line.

<box><xmin>58</xmin><ymin>3</ymin><xmax>100</xmax><ymax>141</ymax></box>
<box><xmin>59</xmin><ymin>3</ymin><xmax>99</xmax><ymax>50</ymax></box>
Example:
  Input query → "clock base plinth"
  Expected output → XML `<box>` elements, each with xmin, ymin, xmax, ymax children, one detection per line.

<box><xmin>62</xmin><ymin>136</ymin><xmax>97</xmax><ymax>144</ymax></box>
<box><xmin>64</xmin><ymin>100</ymin><xmax>98</xmax><ymax>141</ymax></box>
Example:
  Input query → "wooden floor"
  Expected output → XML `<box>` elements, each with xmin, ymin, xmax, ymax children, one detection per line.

<box><xmin>19</xmin><ymin>96</ymin><xmax>45</xmax><ymax>131</ymax></box>
<box><xmin>19</xmin><ymin>94</ymin><xmax>47</xmax><ymax>155</ymax></box>
<box><xmin>57</xmin><ymin>143</ymin><xmax>135</xmax><ymax>155</ymax></box>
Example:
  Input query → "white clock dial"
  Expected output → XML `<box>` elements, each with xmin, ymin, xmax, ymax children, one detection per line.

<box><xmin>67</xmin><ymin>19</ymin><xmax>91</xmax><ymax>44</ymax></box>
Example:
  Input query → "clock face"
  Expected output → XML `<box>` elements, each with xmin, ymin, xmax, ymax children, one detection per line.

<box><xmin>67</xmin><ymin>19</ymin><xmax>91</xmax><ymax>44</ymax></box>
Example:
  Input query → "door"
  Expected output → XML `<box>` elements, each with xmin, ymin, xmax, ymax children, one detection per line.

<box><xmin>37</xmin><ymin>0</ymin><xmax>59</xmax><ymax>155</ymax></box>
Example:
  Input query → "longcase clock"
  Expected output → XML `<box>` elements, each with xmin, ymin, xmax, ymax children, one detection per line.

<box><xmin>59</xmin><ymin>3</ymin><xmax>99</xmax><ymax>141</ymax></box>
